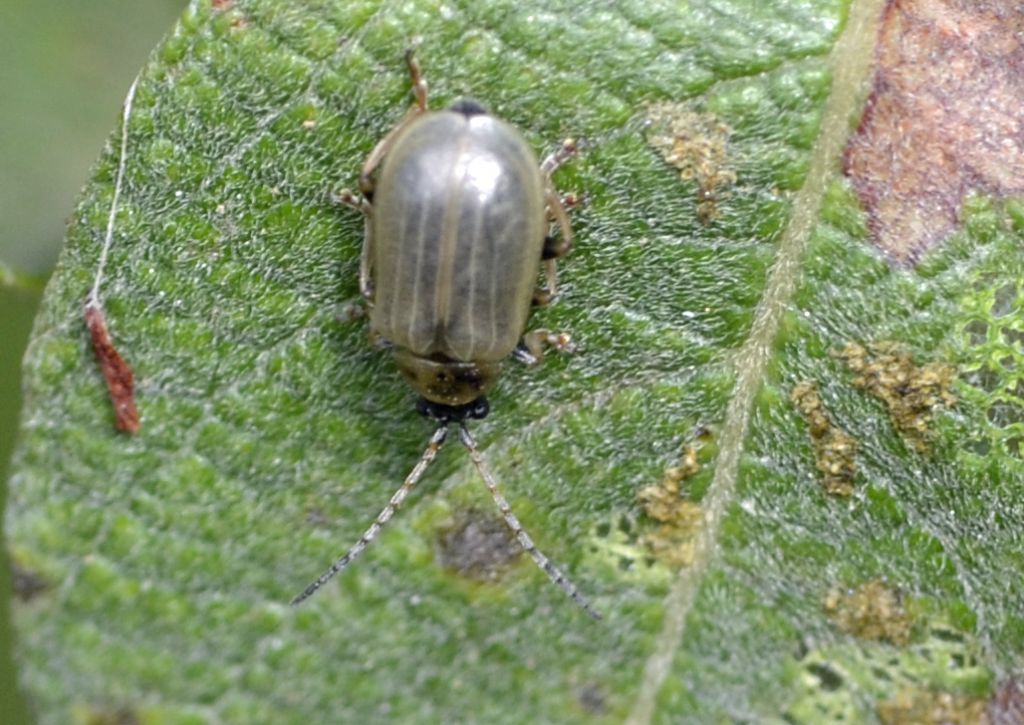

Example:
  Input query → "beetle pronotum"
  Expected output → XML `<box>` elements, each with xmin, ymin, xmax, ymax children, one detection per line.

<box><xmin>291</xmin><ymin>52</ymin><xmax>598</xmax><ymax>619</ymax></box>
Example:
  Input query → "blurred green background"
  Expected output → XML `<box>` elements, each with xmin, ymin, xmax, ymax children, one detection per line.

<box><xmin>1</xmin><ymin>0</ymin><xmax>186</xmax><ymax>718</ymax></box>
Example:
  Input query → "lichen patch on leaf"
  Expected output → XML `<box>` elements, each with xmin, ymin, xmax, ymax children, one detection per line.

<box><xmin>843</xmin><ymin>0</ymin><xmax>1024</xmax><ymax>264</ymax></box>
<box><xmin>637</xmin><ymin>441</ymin><xmax>704</xmax><ymax>569</ymax></box>
<box><xmin>823</xmin><ymin>580</ymin><xmax>914</xmax><ymax>646</ymax></box>
<box><xmin>835</xmin><ymin>341</ymin><xmax>956</xmax><ymax>453</ymax></box>
<box><xmin>791</xmin><ymin>381</ymin><xmax>858</xmax><ymax>496</ymax></box>
<box><xmin>586</xmin><ymin>514</ymin><xmax>668</xmax><ymax>586</ymax></box>
<box><xmin>956</xmin><ymin>269</ymin><xmax>1024</xmax><ymax>462</ymax></box>
<box><xmin>787</xmin><ymin>618</ymin><xmax>992</xmax><ymax>724</ymax></box>
<box><xmin>645</xmin><ymin>103</ymin><xmax>735</xmax><ymax>224</ymax></box>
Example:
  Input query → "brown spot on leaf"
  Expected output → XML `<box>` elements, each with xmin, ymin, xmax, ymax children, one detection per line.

<box><xmin>85</xmin><ymin>304</ymin><xmax>139</xmax><ymax>433</ymax></box>
<box><xmin>791</xmin><ymin>381</ymin><xmax>859</xmax><ymax>496</ymax></box>
<box><xmin>637</xmin><ymin>441</ymin><xmax>704</xmax><ymax>568</ymax></box>
<box><xmin>835</xmin><ymin>341</ymin><xmax>955</xmax><ymax>453</ymax></box>
<box><xmin>79</xmin><ymin>705</ymin><xmax>141</xmax><ymax>725</ymax></box>
<box><xmin>436</xmin><ymin>509</ymin><xmax>521</xmax><ymax>581</ymax></box>
<box><xmin>824</xmin><ymin>580</ymin><xmax>914</xmax><ymax>646</ymax></box>
<box><xmin>11</xmin><ymin>562</ymin><xmax>47</xmax><ymax>602</ymax></box>
<box><xmin>646</xmin><ymin>103</ymin><xmax>736</xmax><ymax>223</ymax></box>
<box><xmin>988</xmin><ymin>677</ymin><xmax>1024</xmax><ymax>725</ymax></box>
<box><xmin>577</xmin><ymin>683</ymin><xmax>609</xmax><ymax>716</ymax></box>
<box><xmin>878</xmin><ymin>687</ymin><xmax>989</xmax><ymax>725</ymax></box>
<box><xmin>844</xmin><ymin>1</ymin><xmax>1024</xmax><ymax>264</ymax></box>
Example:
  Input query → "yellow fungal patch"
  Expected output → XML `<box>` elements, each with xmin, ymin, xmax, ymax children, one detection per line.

<box><xmin>877</xmin><ymin>687</ymin><xmax>988</xmax><ymax>725</ymax></box>
<box><xmin>824</xmin><ymin>580</ymin><xmax>914</xmax><ymax>646</ymax></box>
<box><xmin>646</xmin><ymin>103</ymin><xmax>736</xmax><ymax>224</ymax></box>
<box><xmin>835</xmin><ymin>341</ymin><xmax>956</xmax><ymax>453</ymax></box>
<box><xmin>791</xmin><ymin>381</ymin><xmax>859</xmax><ymax>496</ymax></box>
<box><xmin>637</xmin><ymin>442</ymin><xmax>704</xmax><ymax>569</ymax></box>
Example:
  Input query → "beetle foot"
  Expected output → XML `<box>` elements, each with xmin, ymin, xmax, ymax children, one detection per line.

<box><xmin>532</xmin><ymin>287</ymin><xmax>554</xmax><ymax>307</ymax></box>
<box><xmin>337</xmin><ymin>301</ymin><xmax>366</xmax><ymax>323</ymax></box>
<box><xmin>333</xmin><ymin>188</ymin><xmax>371</xmax><ymax>214</ymax></box>
<box><xmin>514</xmin><ymin>329</ymin><xmax>574</xmax><ymax>367</ymax></box>
<box><xmin>368</xmin><ymin>330</ymin><xmax>392</xmax><ymax>350</ymax></box>
<box><xmin>540</xmin><ymin>138</ymin><xmax>578</xmax><ymax>178</ymax></box>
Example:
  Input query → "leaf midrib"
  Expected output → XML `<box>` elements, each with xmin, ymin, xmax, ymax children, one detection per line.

<box><xmin>626</xmin><ymin>1</ymin><xmax>886</xmax><ymax>721</ymax></box>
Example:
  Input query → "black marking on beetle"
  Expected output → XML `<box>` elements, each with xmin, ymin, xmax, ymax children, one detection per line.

<box><xmin>448</xmin><ymin>98</ymin><xmax>489</xmax><ymax>116</ymax></box>
<box><xmin>416</xmin><ymin>396</ymin><xmax>489</xmax><ymax>423</ymax></box>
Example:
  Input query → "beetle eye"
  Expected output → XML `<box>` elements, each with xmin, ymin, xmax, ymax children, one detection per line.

<box><xmin>448</xmin><ymin>98</ymin><xmax>489</xmax><ymax>117</ymax></box>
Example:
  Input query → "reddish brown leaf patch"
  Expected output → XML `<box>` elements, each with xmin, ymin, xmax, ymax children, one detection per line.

<box><xmin>85</xmin><ymin>304</ymin><xmax>140</xmax><ymax>433</ymax></box>
<box><xmin>843</xmin><ymin>0</ymin><xmax>1024</xmax><ymax>264</ymax></box>
<box><xmin>988</xmin><ymin>677</ymin><xmax>1024</xmax><ymax>725</ymax></box>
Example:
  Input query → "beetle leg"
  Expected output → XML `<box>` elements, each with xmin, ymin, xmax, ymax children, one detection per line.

<box><xmin>540</xmin><ymin>138</ymin><xmax>577</xmax><ymax>178</ymax></box>
<box><xmin>359</xmin><ymin>217</ymin><xmax>375</xmax><ymax>303</ymax></box>
<box><xmin>404</xmin><ymin>49</ymin><xmax>429</xmax><ymax>112</ymax></box>
<box><xmin>367</xmin><ymin>329</ymin><xmax>391</xmax><ymax>350</ymax></box>
<box><xmin>334</xmin><ymin>188</ymin><xmax>370</xmax><ymax>215</ymax></box>
<box><xmin>358</xmin><ymin>106</ymin><xmax>426</xmax><ymax>196</ymax></box>
<box><xmin>533</xmin><ymin>187</ymin><xmax>574</xmax><ymax>305</ymax></box>
<box><xmin>330</xmin><ymin>190</ymin><xmax>376</xmax><ymax>302</ymax></box>
<box><xmin>542</xmin><ymin>188</ymin><xmax>574</xmax><ymax>260</ymax></box>
<box><xmin>357</xmin><ymin>52</ymin><xmax>431</xmax><ymax>195</ymax></box>
<box><xmin>513</xmin><ymin>329</ymin><xmax>574</xmax><ymax>366</ymax></box>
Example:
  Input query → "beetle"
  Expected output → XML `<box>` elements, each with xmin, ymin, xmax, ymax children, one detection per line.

<box><xmin>291</xmin><ymin>51</ymin><xmax>598</xmax><ymax>619</ymax></box>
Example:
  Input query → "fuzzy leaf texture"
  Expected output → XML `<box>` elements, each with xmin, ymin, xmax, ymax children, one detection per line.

<box><xmin>7</xmin><ymin>0</ymin><xmax>1024</xmax><ymax>723</ymax></box>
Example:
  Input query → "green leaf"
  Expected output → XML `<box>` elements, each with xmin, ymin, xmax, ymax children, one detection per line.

<box><xmin>7</xmin><ymin>0</ymin><xmax>1024</xmax><ymax>723</ymax></box>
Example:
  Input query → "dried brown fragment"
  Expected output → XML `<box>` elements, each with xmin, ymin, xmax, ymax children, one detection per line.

<box><xmin>835</xmin><ymin>341</ymin><xmax>955</xmax><ymax>453</ymax></box>
<box><xmin>791</xmin><ymin>381</ymin><xmax>859</xmax><ymax>496</ymax></box>
<box><xmin>637</xmin><ymin>442</ymin><xmax>703</xmax><ymax>568</ymax></box>
<box><xmin>84</xmin><ymin>304</ymin><xmax>140</xmax><ymax>433</ymax></box>
<box><xmin>823</xmin><ymin>580</ymin><xmax>914</xmax><ymax>646</ymax></box>
<box><xmin>878</xmin><ymin>687</ymin><xmax>989</xmax><ymax>725</ymax></box>
<box><xmin>646</xmin><ymin>103</ymin><xmax>736</xmax><ymax>223</ymax></box>
<box><xmin>843</xmin><ymin>1</ymin><xmax>1024</xmax><ymax>264</ymax></box>
<box><xmin>436</xmin><ymin>509</ymin><xmax>521</xmax><ymax>581</ymax></box>
<box><xmin>988</xmin><ymin>677</ymin><xmax>1024</xmax><ymax>725</ymax></box>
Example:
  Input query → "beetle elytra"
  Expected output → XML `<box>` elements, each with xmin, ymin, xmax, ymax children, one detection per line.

<box><xmin>291</xmin><ymin>52</ymin><xmax>598</xmax><ymax>619</ymax></box>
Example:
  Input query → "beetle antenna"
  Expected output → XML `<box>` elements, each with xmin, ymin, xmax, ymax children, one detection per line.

<box><xmin>291</xmin><ymin>424</ymin><xmax>449</xmax><ymax>605</ymax></box>
<box><xmin>458</xmin><ymin>424</ymin><xmax>601</xmax><ymax>620</ymax></box>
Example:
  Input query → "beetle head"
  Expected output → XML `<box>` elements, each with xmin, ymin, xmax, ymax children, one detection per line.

<box><xmin>393</xmin><ymin>349</ymin><xmax>500</xmax><ymax>409</ymax></box>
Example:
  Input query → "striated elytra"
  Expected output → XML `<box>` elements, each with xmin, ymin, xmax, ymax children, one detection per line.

<box><xmin>291</xmin><ymin>52</ymin><xmax>600</xmax><ymax>619</ymax></box>
<box><xmin>372</xmin><ymin>108</ymin><xmax>545</xmax><ymax>405</ymax></box>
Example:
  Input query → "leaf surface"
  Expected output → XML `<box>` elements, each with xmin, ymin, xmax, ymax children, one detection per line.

<box><xmin>7</xmin><ymin>1</ymin><xmax>1024</xmax><ymax>723</ymax></box>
